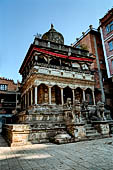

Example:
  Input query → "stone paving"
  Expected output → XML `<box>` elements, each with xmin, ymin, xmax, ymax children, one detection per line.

<box><xmin>0</xmin><ymin>135</ymin><xmax>113</xmax><ymax>170</ymax></box>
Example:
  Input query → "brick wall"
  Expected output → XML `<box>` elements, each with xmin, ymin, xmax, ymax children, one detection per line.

<box><xmin>0</xmin><ymin>77</ymin><xmax>17</xmax><ymax>92</ymax></box>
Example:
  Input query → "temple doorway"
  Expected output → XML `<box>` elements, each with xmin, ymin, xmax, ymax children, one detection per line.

<box><xmin>51</xmin><ymin>85</ymin><xmax>61</xmax><ymax>105</ymax></box>
<box><xmin>38</xmin><ymin>84</ymin><xmax>49</xmax><ymax>104</ymax></box>
<box><xmin>74</xmin><ymin>87</ymin><xmax>83</xmax><ymax>103</ymax></box>
<box><xmin>85</xmin><ymin>88</ymin><xmax>93</xmax><ymax>105</ymax></box>
<box><xmin>63</xmin><ymin>87</ymin><xmax>73</xmax><ymax>104</ymax></box>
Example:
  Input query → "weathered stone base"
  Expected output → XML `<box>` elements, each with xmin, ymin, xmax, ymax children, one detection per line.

<box><xmin>66</xmin><ymin>122</ymin><xmax>86</xmax><ymax>139</ymax></box>
<box><xmin>92</xmin><ymin>121</ymin><xmax>110</xmax><ymax>137</ymax></box>
<box><xmin>2</xmin><ymin>124</ymin><xmax>32</xmax><ymax>146</ymax></box>
<box><xmin>2</xmin><ymin>104</ymin><xmax>112</xmax><ymax>146</ymax></box>
<box><xmin>2</xmin><ymin>121</ymin><xmax>111</xmax><ymax>146</ymax></box>
<box><xmin>109</xmin><ymin>121</ymin><xmax>113</xmax><ymax>136</ymax></box>
<box><xmin>2</xmin><ymin>124</ymin><xmax>67</xmax><ymax>146</ymax></box>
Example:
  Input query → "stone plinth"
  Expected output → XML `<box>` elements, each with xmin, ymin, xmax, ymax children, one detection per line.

<box><xmin>2</xmin><ymin>123</ymin><xmax>67</xmax><ymax>146</ymax></box>
<box><xmin>108</xmin><ymin>121</ymin><xmax>113</xmax><ymax>135</ymax></box>
<box><xmin>92</xmin><ymin>121</ymin><xmax>110</xmax><ymax>136</ymax></box>
<box><xmin>2</xmin><ymin>124</ymin><xmax>31</xmax><ymax>146</ymax></box>
<box><xmin>66</xmin><ymin>122</ymin><xmax>86</xmax><ymax>139</ymax></box>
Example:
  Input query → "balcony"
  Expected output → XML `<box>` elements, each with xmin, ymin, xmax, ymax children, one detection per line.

<box><xmin>34</xmin><ymin>37</ymin><xmax>89</xmax><ymax>57</ymax></box>
<box><xmin>0</xmin><ymin>102</ymin><xmax>16</xmax><ymax>109</ymax></box>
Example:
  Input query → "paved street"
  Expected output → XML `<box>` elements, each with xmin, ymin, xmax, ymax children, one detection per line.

<box><xmin>0</xmin><ymin>135</ymin><xmax>113</xmax><ymax>170</ymax></box>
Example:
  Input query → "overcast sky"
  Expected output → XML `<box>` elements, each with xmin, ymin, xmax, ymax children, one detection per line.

<box><xmin>0</xmin><ymin>0</ymin><xmax>113</xmax><ymax>83</ymax></box>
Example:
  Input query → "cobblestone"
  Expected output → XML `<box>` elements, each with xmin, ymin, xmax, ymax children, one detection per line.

<box><xmin>0</xmin><ymin>135</ymin><xmax>113</xmax><ymax>170</ymax></box>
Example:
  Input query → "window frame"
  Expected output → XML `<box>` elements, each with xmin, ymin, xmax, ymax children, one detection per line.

<box><xmin>106</xmin><ymin>21</ymin><xmax>113</xmax><ymax>34</ymax></box>
<box><xmin>0</xmin><ymin>84</ymin><xmax>8</xmax><ymax>91</ymax></box>
<box><xmin>108</xmin><ymin>40</ymin><xmax>113</xmax><ymax>51</ymax></box>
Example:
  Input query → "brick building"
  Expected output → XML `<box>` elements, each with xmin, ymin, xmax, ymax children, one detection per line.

<box><xmin>0</xmin><ymin>77</ymin><xmax>20</xmax><ymax>132</ymax></box>
<box><xmin>99</xmin><ymin>8</ymin><xmax>113</xmax><ymax>80</ymax></box>
<box><xmin>73</xmin><ymin>25</ymin><xmax>113</xmax><ymax>114</ymax></box>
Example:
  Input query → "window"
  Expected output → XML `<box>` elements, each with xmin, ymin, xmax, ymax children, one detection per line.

<box><xmin>112</xmin><ymin>60</ymin><xmax>113</xmax><ymax>69</ymax></box>
<box><xmin>106</xmin><ymin>21</ymin><xmax>113</xmax><ymax>33</ymax></box>
<box><xmin>108</xmin><ymin>41</ymin><xmax>113</xmax><ymax>51</ymax></box>
<box><xmin>0</xmin><ymin>84</ymin><xmax>8</xmax><ymax>91</ymax></box>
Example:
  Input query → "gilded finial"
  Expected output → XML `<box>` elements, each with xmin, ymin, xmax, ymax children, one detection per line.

<box><xmin>51</xmin><ymin>23</ymin><xmax>54</xmax><ymax>29</ymax></box>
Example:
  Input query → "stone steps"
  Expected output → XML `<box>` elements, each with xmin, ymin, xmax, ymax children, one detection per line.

<box><xmin>27</xmin><ymin>105</ymin><xmax>64</xmax><ymax>115</ymax></box>
<box><xmin>30</xmin><ymin>121</ymin><xmax>66</xmax><ymax>129</ymax></box>
<box><xmin>85</xmin><ymin>123</ymin><xmax>101</xmax><ymax>139</ymax></box>
<box><xmin>85</xmin><ymin>127</ymin><xmax>94</xmax><ymax>130</ymax></box>
<box><xmin>86</xmin><ymin>129</ymin><xmax>97</xmax><ymax>134</ymax></box>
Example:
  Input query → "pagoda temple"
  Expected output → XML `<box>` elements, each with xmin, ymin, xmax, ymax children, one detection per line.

<box><xmin>4</xmin><ymin>25</ymin><xmax>112</xmax><ymax>146</ymax></box>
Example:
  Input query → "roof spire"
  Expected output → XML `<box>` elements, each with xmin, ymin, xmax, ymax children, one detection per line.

<box><xmin>51</xmin><ymin>23</ymin><xmax>54</xmax><ymax>29</ymax></box>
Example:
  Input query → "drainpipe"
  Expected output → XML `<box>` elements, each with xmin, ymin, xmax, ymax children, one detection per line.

<box><xmin>93</xmin><ymin>35</ymin><xmax>105</xmax><ymax>103</ymax></box>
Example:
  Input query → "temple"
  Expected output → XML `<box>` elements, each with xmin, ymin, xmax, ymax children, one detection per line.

<box><xmin>2</xmin><ymin>25</ymin><xmax>113</xmax><ymax>146</ymax></box>
<box><xmin>19</xmin><ymin>24</ymin><xmax>95</xmax><ymax>109</ymax></box>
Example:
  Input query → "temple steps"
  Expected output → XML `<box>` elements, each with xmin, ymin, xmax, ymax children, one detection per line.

<box><xmin>86</xmin><ymin>129</ymin><xmax>97</xmax><ymax>134</ymax></box>
<box><xmin>27</xmin><ymin>105</ymin><xmax>64</xmax><ymax>115</ymax></box>
<box><xmin>85</xmin><ymin>123</ymin><xmax>101</xmax><ymax>139</ymax></box>
<box><xmin>30</xmin><ymin>121</ymin><xmax>66</xmax><ymax>129</ymax></box>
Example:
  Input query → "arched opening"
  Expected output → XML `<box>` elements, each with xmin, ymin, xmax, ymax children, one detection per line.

<box><xmin>21</xmin><ymin>95</ymin><xmax>24</xmax><ymax>110</ymax></box>
<box><xmin>37</xmin><ymin>84</ymin><xmax>49</xmax><ymax>104</ymax></box>
<box><xmin>62</xmin><ymin>60</ymin><xmax>70</xmax><ymax>67</ymax></box>
<box><xmin>51</xmin><ymin>85</ymin><xmax>61</xmax><ymax>105</ymax></box>
<box><xmin>50</xmin><ymin>58</ymin><xmax>60</xmax><ymax>66</ymax></box>
<box><xmin>85</xmin><ymin>88</ymin><xmax>93</xmax><ymax>105</ymax></box>
<box><xmin>63</xmin><ymin>86</ymin><xmax>73</xmax><ymax>104</ymax></box>
<box><xmin>74</xmin><ymin>87</ymin><xmax>83</xmax><ymax>103</ymax></box>
<box><xmin>38</xmin><ymin>55</ymin><xmax>48</xmax><ymax>64</ymax></box>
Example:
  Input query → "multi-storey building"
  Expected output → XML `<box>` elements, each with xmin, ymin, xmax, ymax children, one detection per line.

<box><xmin>73</xmin><ymin>25</ymin><xmax>113</xmax><ymax>114</ymax></box>
<box><xmin>99</xmin><ymin>8</ymin><xmax>113</xmax><ymax>80</ymax></box>
<box><xmin>0</xmin><ymin>77</ymin><xmax>20</xmax><ymax>132</ymax></box>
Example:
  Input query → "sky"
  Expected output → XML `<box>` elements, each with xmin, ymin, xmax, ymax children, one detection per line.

<box><xmin>0</xmin><ymin>0</ymin><xmax>113</xmax><ymax>83</ymax></box>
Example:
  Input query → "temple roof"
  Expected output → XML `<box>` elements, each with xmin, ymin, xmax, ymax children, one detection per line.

<box><xmin>42</xmin><ymin>24</ymin><xmax>64</xmax><ymax>44</ymax></box>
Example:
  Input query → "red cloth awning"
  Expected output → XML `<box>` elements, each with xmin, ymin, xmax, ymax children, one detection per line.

<box><xmin>20</xmin><ymin>46</ymin><xmax>93</xmax><ymax>73</ymax></box>
<box><xmin>33</xmin><ymin>47</ymin><xmax>93</xmax><ymax>62</ymax></box>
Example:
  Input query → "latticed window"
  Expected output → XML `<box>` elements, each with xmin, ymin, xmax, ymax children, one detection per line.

<box><xmin>106</xmin><ymin>21</ymin><xmax>113</xmax><ymax>33</ymax></box>
<box><xmin>108</xmin><ymin>40</ymin><xmax>113</xmax><ymax>51</ymax></box>
<box><xmin>0</xmin><ymin>84</ymin><xmax>8</xmax><ymax>91</ymax></box>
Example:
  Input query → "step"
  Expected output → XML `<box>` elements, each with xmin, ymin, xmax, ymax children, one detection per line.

<box><xmin>30</xmin><ymin>122</ymin><xmax>66</xmax><ymax>129</ymax></box>
<box><xmin>85</xmin><ymin>127</ymin><xmax>94</xmax><ymax>130</ymax></box>
<box><xmin>86</xmin><ymin>129</ymin><xmax>97</xmax><ymax>134</ymax></box>
<box><xmin>85</xmin><ymin>124</ymin><xmax>92</xmax><ymax>127</ymax></box>
<box><xmin>86</xmin><ymin>132</ymin><xmax>100</xmax><ymax>137</ymax></box>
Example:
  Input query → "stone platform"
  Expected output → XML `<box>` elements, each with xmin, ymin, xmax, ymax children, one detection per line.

<box><xmin>2</xmin><ymin>104</ymin><xmax>112</xmax><ymax>146</ymax></box>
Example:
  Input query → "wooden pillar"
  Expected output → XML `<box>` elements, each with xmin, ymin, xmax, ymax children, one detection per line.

<box><xmin>61</xmin><ymin>88</ymin><xmax>64</xmax><ymax>105</ymax></box>
<box><xmin>31</xmin><ymin>88</ymin><xmax>33</xmax><ymax>105</ymax></box>
<box><xmin>25</xmin><ymin>93</ymin><xmax>26</xmax><ymax>108</ymax></box>
<box><xmin>72</xmin><ymin>89</ymin><xmax>75</xmax><ymax>104</ymax></box>
<box><xmin>35</xmin><ymin>86</ymin><xmax>38</xmax><ymax>105</ymax></box>
<box><xmin>28</xmin><ymin>91</ymin><xmax>29</xmax><ymax>107</ymax></box>
<box><xmin>92</xmin><ymin>90</ymin><xmax>96</xmax><ymax>105</ymax></box>
<box><xmin>49</xmin><ymin>86</ymin><xmax>51</xmax><ymax>104</ymax></box>
<box><xmin>83</xmin><ymin>89</ymin><xmax>85</xmax><ymax>101</ymax></box>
